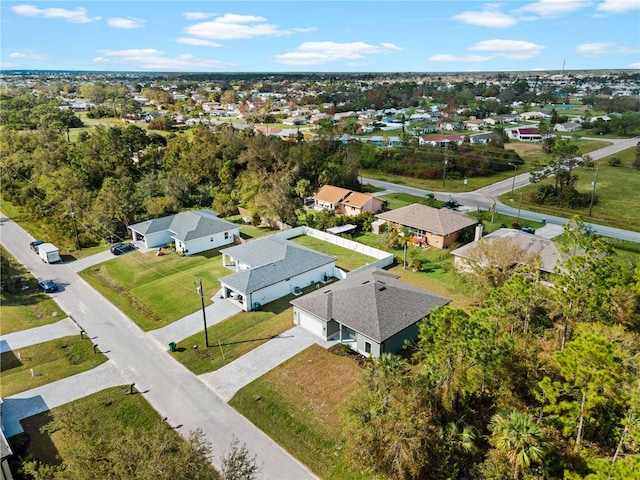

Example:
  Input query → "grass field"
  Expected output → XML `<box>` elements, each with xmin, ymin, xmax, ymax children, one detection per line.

<box><xmin>1</xmin><ymin>248</ymin><xmax>66</xmax><ymax>335</ymax></box>
<box><xmin>499</xmin><ymin>146</ymin><xmax>640</xmax><ymax>232</ymax></box>
<box><xmin>230</xmin><ymin>345</ymin><xmax>380</xmax><ymax>480</ymax></box>
<box><xmin>0</xmin><ymin>336</ymin><xmax>107</xmax><ymax>397</ymax></box>
<box><xmin>79</xmin><ymin>248</ymin><xmax>226</xmax><ymax>331</ymax></box>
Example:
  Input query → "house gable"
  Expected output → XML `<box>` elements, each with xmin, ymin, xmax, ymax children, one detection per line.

<box><xmin>291</xmin><ymin>268</ymin><xmax>450</xmax><ymax>343</ymax></box>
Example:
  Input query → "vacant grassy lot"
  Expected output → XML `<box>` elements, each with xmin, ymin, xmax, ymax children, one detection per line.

<box><xmin>79</xmin><ymin>248</ymin><xmax>226</xmax><ymax>331</ymax></box>
<box><xmin>378</xmin><ymin>192</ymin><xmax>444</xmax><ymax>210</ymax></box>
<box><xmin>288</xmin><ymin>235</ymin><xmax>377</xmax><ymax>272</ymax></box>
<box><xmin>1</xmin><ymin>248</ymin><xmax>66</xmax><ymax>335</ymax></box>
<box><xmin>230</xmin><ymin>345</ymin><xmax>380</xmax><ymax>480</ymax></box>
<box><xmin>500</xmin><ymin>147</ymin><xmax>640</xmax><ymax>231</ymax></box>
<box><xmin>0</xmin><ymin>336</ymin><xmax>107</xmax><ymax>397</ymax></box>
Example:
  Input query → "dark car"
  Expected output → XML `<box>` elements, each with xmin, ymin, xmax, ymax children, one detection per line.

<box><xmin>38</xmin><ymin>279</ymin><xmax>58</xmax><ymax>293</ymax></box>
<box><xmin>110</xmin><ymin>243</ymin><xmax>136</xmax><ymax>255</ymax></box>
<box><xmin>30</xmin><ymin>240</ymin><xmax>44</xmax><ymax>253</ymax></box>
<box><xmin>521</xmin><ymin>227</ymin><xmax>535</xmax><ymax>234</ymax></box>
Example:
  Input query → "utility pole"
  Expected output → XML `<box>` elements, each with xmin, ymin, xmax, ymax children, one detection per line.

<box><xmin>442</xmin><ymin>142</ymin><xmax>448</xmax><ymax>187</ymax></box>
<box><xmin>70</xmin><ymin>205</ymin><xmax>80</xmax><ymax>250</ymax></box>
<box><xmin>196</xmin><ymin>278</ymin><xmax>209</xmax><ymax>347</ymax></box>
<box><xmin>517</xmin><ymin>192</ymin><xmax>523</xmax><ymax>223</ymax></box>
<box><xmin>509</xmin><ymin>162</ymin><xmax>517</xmax><ymax>195</ymax></box>
<box><xmin>588</xmin><ymin>161</ymin><xmax>600</xmax><ymax>216</ymax></box>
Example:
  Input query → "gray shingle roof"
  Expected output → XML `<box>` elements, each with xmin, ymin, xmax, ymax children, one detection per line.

<box><xmin>220</xmin><ymin>236</ymin><xmax>335</xmax><ymax>294</ymax></box>
<box><xmin>291</xmin><ymin>268</ymin><xmax>450</xmax><ymax>342</ymax></box>
<box><xmin>376</xmin><ymin>204</ymin><xmax>476</xmax><ymax>235</ymax></box>
<box><xmin>128</xmin><ymin>209</ymin><xmax>237</xmax><ymax>240</ymax></box>
<box><xmin>450</xmin><ymin>228</ymin><xmax>561</xmax><ymax>273</ymax></box>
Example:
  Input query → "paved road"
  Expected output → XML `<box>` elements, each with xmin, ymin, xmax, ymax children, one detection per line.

<box><xmin>364</xmin><ymin>134</ymin><xmax>640</xmax><ymax>243</ymax></box>
<box><xmin>0</xmin><ymin>213</ymin><xmax>317</xmax><ymax>480</ymax></box>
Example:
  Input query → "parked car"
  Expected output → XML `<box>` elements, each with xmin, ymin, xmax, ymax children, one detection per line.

<box><xmin>521</xmin><ymin>227</ymin><xmax>535</xmax><ymax>234</ymax></box>
<box><xmin>30</xmin><ymin>240</ymin><xmax>44</xmax><ymax>252</ymax></box>
<box><xmin>110</xmin><ymin>243</ymin><xmax>136</xmax><ymax>255</ymax></box>
<box><xmin>38</xmin><ymin>279</ymin><xmax>58</xmax><ymax>293</ymax></box>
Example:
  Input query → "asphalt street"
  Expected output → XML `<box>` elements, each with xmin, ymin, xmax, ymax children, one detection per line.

<box><xmin>0</xmin><ymin>213</ymin><xmax>317</xmax><ymax>480</ymax></box>
<box><xmin>364</xmin><ymin>135</ymin><xmax>640</xmax><ymax>243</ymax></box>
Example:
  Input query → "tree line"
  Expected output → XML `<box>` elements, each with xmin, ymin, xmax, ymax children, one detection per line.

<box><xmin>344</xmin><ymin>219</ymin><xmax>640</xmax><ymax>479</ymax></box>
<box><xmin>1</xmin><ymin>92</ymin><xmax>523</xmax><ymax>250</ymax></box>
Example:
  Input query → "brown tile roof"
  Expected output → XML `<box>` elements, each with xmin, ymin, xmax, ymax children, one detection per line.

<box><xmin>314</xmin><ymin>185</ymin><xmax>352</xmax><ymax>204</ymax></box>
<box><xmin>342</xmin><ymin>191</ymin><xmax>378</xmax><ymax>208</ymax></box>
<box><xmin>376</xmin><ymin>203</ymin><xmax>476</xmax><ymax>235</ymax></box>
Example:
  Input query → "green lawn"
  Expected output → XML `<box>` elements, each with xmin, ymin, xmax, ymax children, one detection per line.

<box><xmin>1</xmin><ymin>248</ymin><xmax>66</xmax><ymax>335</ymax></box>
<box><xmin>0</xmin><ymin>336</ymin><xmax>107</xmax><ymax>397</ymax></box>
<box><xmin>378</xmin><ymin>192</ymin><xmax>444</xmax><ymax>210</ymax></box>
<box><xmin>499</xmin><ymin>147</ymin><xmax>640</xmax><ymax>232</ymax></box>
<box><xmin>79</xmin><ymin>248</ymin><xmax>227</xmax><ymax>331</ymax></box>
<box><xmin>288</xmin><ymin>235</ymin><xmax>377</xmax><ymax>272</ymax></box>
<box><xmin>230</xmin><ymin>345</ymin><xmax>381</xmax><ymax>480</ymax></box>
<box><xmin>174</xmin><ymin>280</ymin><xmax>336</xmax><ymax>374</ymax></box>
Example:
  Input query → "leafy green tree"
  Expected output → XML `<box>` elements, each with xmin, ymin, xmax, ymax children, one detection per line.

<box><xmin>538</xmin><ymin>329</ymin><xmax>621</xmax><ymax>449</ymax></box>
<box><xmin>412</xmin><ymin>307</ymin><xmax>504</xmax><ymax>408</ymax></box>
<box><xmin>220</xmin><ymin>436</ymin><xmax>261</xmax><ymax>480</ymax></box>
<box><xmin>489</xmin><ymin>410</ymin><xmax>547</xmax><ymax>480</ymax></box>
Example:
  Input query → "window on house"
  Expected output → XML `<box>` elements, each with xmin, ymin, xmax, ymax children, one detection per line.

<box><xmin>365</xmin><ymin>342</ymin><xmax>371</xmax><ymax>354</ymax></box>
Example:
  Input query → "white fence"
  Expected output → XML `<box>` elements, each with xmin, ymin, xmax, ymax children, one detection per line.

<box><xmin>278</xmin><ymin>226</ymin><xmax>394</xmax><ymax>278</ymax></box>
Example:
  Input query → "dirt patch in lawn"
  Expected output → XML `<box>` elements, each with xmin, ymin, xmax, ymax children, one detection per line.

<box><xmin>269</xmin><ymin>345</ymin><xmax>364</xmax><ymax>432</ymax></box>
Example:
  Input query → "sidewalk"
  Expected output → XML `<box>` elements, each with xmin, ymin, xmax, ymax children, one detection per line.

<box><xmin>199</xmin><ymin>326</ymin><xmax>338</xmax><ymax>402</ymax></box>
<box><xmin>1</xmin><ymin>361</ymin><xmax>127</xmax><ymax>437</ymax></box>
<box><xmin>1</xmin><ymin>317</ymin><xmax>80</xmax><ymax>353</ymax></box>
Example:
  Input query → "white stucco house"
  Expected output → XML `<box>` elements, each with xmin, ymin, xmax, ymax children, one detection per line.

<box><xmin>291</xmin><ymin>268</ymin><xmax>451</xmax><ymax>357</ymax></box>
<box><xmin>219</xmin><ymin>235</ymin><xmax>336</xmax><ymax>311</ymax></box>
<box><xmin>127</xmin><ymin>209</ymin><xmax>239</xmax><ymax>255</ymax></box>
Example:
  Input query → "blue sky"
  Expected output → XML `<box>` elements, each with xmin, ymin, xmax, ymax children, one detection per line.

<box><xmin>2</xmin><ymin>1</ymin><xmax>639</xmax><ymax>72</ymax></box>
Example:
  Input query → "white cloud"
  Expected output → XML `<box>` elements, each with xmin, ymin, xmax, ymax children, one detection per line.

<box><xmin>469</xmin><ymin>39</ymin><xmax>544</xmax><ymax>59</ymax></box>
<box><xmin>183</xmin><ymin>12</ymin><xmax>217</xmax><ymax>20</ymax></box>
<box><xmin>576</xmin><ymin>42</ymin><xmax>638</xmax><ymax>57</ymax></box>
<box><xmin>9</xmin><ymin>52</ymin><xmax>44</xmax><ymax>60</ymax></box>
<box><xmin>11</xmin><ymin>4</ymin><xmax>100</xmax><ymax>23</ymax></box>
<box><xmin>107</xmin><ymin>17</ymin><xmax>145</xmax><ymax>29</ymax></box>
<box><xmin>94</xmin><ymin>48</ymin><xmax>232</xmax><ymax>70</ymax></box>
<box><xmin>598</xmin><ymin>0</ymin><xmax>640</xmax><ymax>13</ymax></box>
<box><xmin>176</xmin><ymin>37</ymin><xmax>222</xmax><ymax>47</ymax></box>
<box><xmin>428</xmin><ymin>54</ymin><xmax>492</xmax><ymax>63</ymax></box>
<box><xmin>516</xmin><ymin>0</ymin><xmax>593</xmax><ymax>18</ymax></box>
<box><xmin>275</xmin><ymin>41</ymin><xmax>402</xmax><ymax>66</ymax></box>
<box><xmin>453</xmin><ymin>10</ymin><xmax>517</xmax><ymax>27</ymax></box>
<box><xmin>1</xmin><ymin>62</ymin><xmax>22</xmax><ymax>69</ymax></box>
<box><xmin>184</xmin><ymin>13</ymin><xmax>308</xmax><ymax>40</ymax></box>
<box><xmin>629</xmin><ymin>62</ymin><xmax>640</xmax><ymax>69</ymax></box>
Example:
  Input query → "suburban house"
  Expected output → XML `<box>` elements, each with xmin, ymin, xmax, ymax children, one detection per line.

<box><xmin>464</xmin><ymin>119</ymin><xmax>486</xmax><ymax>131</ymax></box>
<box><xmin>375</xmin><ymin>203</ymin><xmax>477</xmax><ymax>249</ymax></box>
<box><xmin>291</xmin><ymin>268</ymin><xmax>451</xmax><ymax>357</ymax></box>
<box><xmin>313</xmin><ymin>185</ymin><xmax>384</xmax><ymax>216</ymax></box>
<box><xmin>554</xmin><ymin>122</ymin><xmax>582</xmax><ymax>132</ymax></box>
<box><xmin>419</xmin><ymin>135</ymin><xmax>465</xmax><ymax>147</ymax></box>
<box><xmin>450</xmin><ymin>228</ymin><xmax>561</xmax><ymax>275</ymax></box>
<box><xmin>127</xmin><ymin>209</ymin><xmax>239</xmax><ymax>255</ymax></box>
<box><xmin>469</xmin><ymin>132</ymin><xmax>493</xmax><ymax>144</ymax></box>
<box><xmin>508</xmin><ymin>127</ymin><xmax>542</xmax><ymax>142</ymax></box>
<box><xmin>219</xmin><ymin>234</ymin><xmax>336</xmax><ymax>311</ymax></box>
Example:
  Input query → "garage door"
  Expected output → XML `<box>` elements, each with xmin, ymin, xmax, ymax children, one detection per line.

<box><xmin>297</xmin><ymin>310</ymin><xmax>325</xmax><ymax>339</ymax></box>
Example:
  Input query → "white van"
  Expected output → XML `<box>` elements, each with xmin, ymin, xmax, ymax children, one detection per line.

<box><xmin>38</xmin><ymin>243</ymin><xmax>62</xmax><ymax>263</ymax></box>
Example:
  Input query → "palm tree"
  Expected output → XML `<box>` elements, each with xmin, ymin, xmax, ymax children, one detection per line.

<box><xmin>489</xmin><ymin>410</ymin><xmax>547</xmax><ymax>479</ymax></box>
